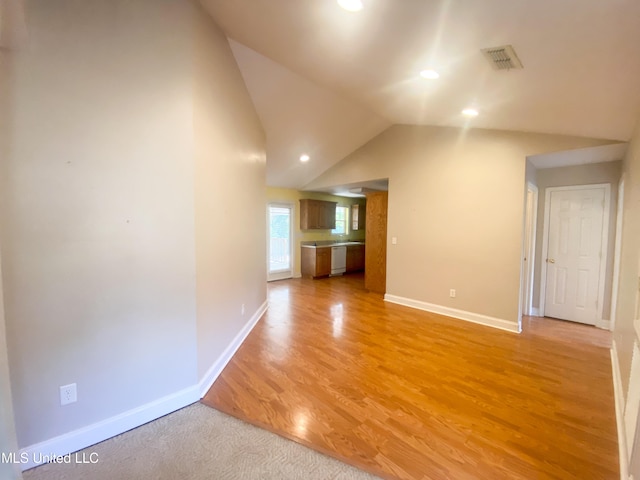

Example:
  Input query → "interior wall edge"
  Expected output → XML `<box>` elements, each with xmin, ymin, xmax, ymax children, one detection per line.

<box><xmin>198</xmin><ymin>300</ymin><xmax>268</xmax><ymax>397</ymax></box>
<box><xmin>0</xmin><ymin>252</ymin><xmax>21</xmax><ymax>479</ymax></box>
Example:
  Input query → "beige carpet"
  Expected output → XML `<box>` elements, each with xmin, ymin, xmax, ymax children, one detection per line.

<box><xmin>23</xmin><ymin>403</ymin><xmax>380</xmax><ymax>480</ymax></box>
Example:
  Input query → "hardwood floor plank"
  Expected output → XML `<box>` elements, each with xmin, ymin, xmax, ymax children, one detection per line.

<box><xmin>202</xmin><ymin>274</ymin><xmax>618</xmax><ymax>480</ymax></box>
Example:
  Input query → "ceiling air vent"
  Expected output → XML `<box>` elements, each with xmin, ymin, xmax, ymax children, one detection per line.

<box><xmin>481</xmin><ymin>44</ymin><xmax>523</xmax><ymax>70</ymax></box>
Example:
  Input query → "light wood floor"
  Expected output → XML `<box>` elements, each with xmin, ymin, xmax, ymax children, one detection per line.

<box><xmin>202</xmin><ymin>273</ymin><xmax>618</xmax><ymax>480</ymax></box>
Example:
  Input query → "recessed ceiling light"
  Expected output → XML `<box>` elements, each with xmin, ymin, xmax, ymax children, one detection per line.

<box><xmin>462</xmin><ymin>108</ymin><xmax>479</xmax><ymax>117</ymax></box>
<box><xmin>300</xmin><ymin>154</ymin><xmax>310</xmax><ymax>162</ymax></box>
<box><xmin>419</xmin><ymin>69</ymin><xmax>440</xmax><ymax>80</ymax></box>
<box><xmin>337</xmin><ymin>0</ymin><xmax>363</xmax><ymax>12</ymax></box>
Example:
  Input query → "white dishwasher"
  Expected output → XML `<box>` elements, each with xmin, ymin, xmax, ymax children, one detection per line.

<box><xmin>330</xmin><ymin>246</ymin><xmax>347</xmax><ymax>275</ymax></box>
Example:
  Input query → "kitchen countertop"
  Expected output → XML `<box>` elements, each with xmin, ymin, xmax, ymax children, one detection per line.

<box><xmin>301</xmin><ymin>241</ymin><xmax>365</xmax><ymax>249</ymax></box>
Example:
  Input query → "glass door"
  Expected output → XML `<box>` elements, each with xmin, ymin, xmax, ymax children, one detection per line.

<box><xmin>268</xmin><ymin>203</ymin><xmax>293</xmax><ymax>281</ymax></box>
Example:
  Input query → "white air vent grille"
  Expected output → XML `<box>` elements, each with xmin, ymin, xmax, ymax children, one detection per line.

<box><xmin>481</xmin><ymin>44</ymin><xmax>523</xmax><ymax>70</ymax></box>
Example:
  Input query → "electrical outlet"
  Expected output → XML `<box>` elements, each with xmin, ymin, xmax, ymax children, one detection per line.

<box><xmin>449</xmin><ymin>289</ymin><xmax>456</xmax><ymax>298</ymax></box>
<box><xmin>241</xmin><ymin>304</ymin><xmax>245</xmax><ymax>315</ymax></box>
<box><xmin>60</xmin><ymin>383</ymin><xmax>77</xmax><ymax>406</ymax></box>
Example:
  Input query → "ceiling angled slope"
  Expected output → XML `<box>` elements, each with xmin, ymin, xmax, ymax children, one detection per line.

<box><xmin>202</xmin><ymin>0</ymin><xmax>640</xmax><ymax>141</ymax></box>
<box><xmin>229</xmin><ymin>40</ymin><xmax>391</xmax><ymax>189</ymax></box>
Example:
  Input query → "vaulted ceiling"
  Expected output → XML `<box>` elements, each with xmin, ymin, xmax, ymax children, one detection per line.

<box><xmin>208</xmin><ymin>1</ymin><xmax>640</xmax><ymax>188</ymax></box>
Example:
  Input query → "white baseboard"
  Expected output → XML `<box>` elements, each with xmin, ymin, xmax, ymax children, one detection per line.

<box><xmin>531</xmin><ymin>307</ymin><xmax>541</xmax><ymax>317</ymax></box>
<box><xmin>18</xmin><ymin>300</ymin><xmax>268</xmax><ymax>472</ymax></box>
<box><xmin>198</xmin><ymin>300</ymin><xmax>268</xmax><ymax>397</ymax></box>
<box><xmin>383</xmin><ymin>294</ymin><xmax>520</xmax><ymax>333</ymax></box>
<box><xmin>19</xmin><ymin>385</ymin><xmax>200</xmax><ymax>471</ymax></box>
<box><xmin>611</xmin><ymin>340</ymin><xmax>630</xmax><ymax>480</ymax></box>
<box><xmin>596</xmin><ymin>318</ymin><xmax>611</xmax><ymax>330</ymax></box>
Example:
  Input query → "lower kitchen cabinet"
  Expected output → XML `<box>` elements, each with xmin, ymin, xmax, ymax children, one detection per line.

<box><xmin>346</xmin><ymin>244</ymin><xmax>365</xmax><ymax>272</ymax></box>
<box><xmin>301</xmin><ymin>247</ymin><xmax>331</xmax><ymax>278</ymax></box>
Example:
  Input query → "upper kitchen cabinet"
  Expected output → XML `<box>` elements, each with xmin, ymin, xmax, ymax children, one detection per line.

<box><xmin>351</xmin><ymin>203</ymin><xmax>366</xmax><ymax>231</ymax></box>
<box><xmin>299</xmin><ymin>199</ymin><xmax>337</xmax><ymax>230</ymax></box>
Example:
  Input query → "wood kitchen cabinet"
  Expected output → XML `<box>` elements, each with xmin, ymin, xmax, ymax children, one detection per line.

<box><xmin>299</xmin><ymin>199</ymin><xmax>337</xmax><ymax>230</ymax></box>
<box><xmin>365</xmin><ymin>191</ymin><xmax>388</xmax><ymax>294</ymax></box>
<box><xmin>346</xmin><ymin>244</ymin><xmax>365</xmax><ymax>272</ymax></box>
<box><xmin>301</xmin><ymin>247</ymin><xmax>332</xmax><ymax>278</ymax></box>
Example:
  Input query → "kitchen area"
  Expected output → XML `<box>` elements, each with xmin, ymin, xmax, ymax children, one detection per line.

<box><xmin>298</xmin><ymin>198</ymin><xmax>366</xmax><ymax>278</ymax></box>
<box><xmin>267</xmin><ymin>187</ymin><xmax>388</xmax><ymax>295</ymax></box>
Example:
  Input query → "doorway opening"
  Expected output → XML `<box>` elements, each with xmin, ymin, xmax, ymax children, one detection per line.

<box><xmin>539</xmin><ymin>184</ymin><xmax>610</xmax><ymax>325</ymax></box>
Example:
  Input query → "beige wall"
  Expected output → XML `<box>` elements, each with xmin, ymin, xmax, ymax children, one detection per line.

<box><xmin>1</xmin><ymin>0</ymin><xmax>197</xmax><ymax>447</ymax></box>
<box><xmin>267</xmin><ymin>188</ymin><xmax>366</xmax><ymax>277</ymax></box>
<box><xmin>0</xmin><ymin>29</ymin><xmax>20</xmax><ymax>480</ymax></box>
<box><xmin>531</xmin><ymin>162</ymin><xmax>621</xmax><ymax>318</ymax></box>
<box><xmin>613</xmin><ymin>117</ymin><xmax>640</xmax><ymax>477</ymax></box>
<box><xmin>613</xmin><ymin>119</ymin><xmax>640</xmax><ymax>395</ymax></box>
<box><xmin>193</xmin><ymin>5</ymin><xmax>267</xmax><ymax>378</ymax></box>
<box><xmin>306</xmin><ymin>125</ymin><xmax>614</xmax><ymax>324</ymax></box>
<box><xmin>0</xmin><ymin>0</ymin><xmax>266</xmax><ymax>453</ymax></box>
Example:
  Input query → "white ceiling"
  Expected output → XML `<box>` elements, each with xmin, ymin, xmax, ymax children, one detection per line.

<box><xmin>0</xmin><ymin>0</ymin><xmax>28</xmax><ymax>49</ymax></box>
<box><xmin>5</xmin><ymin>2</ymin><xmax>637</xmax><ymax>190</ymax></box>
<box><xmin>527</xmin><ymin>142</ymin><xmax>628</xmax><ymax>170</ymax></box>
<box><xmin>202</xmin><ymin>0</ymin><xmax>640</xmax><ymax>189</ymax></box>
<box><xmin>229</xmin><ymin>40</ymin><xmax>390</xmax><ymax>188</ymax></box>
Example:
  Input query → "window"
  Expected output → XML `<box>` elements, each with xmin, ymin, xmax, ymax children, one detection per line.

<box><xmin>332</xmin><ymin>206</ymin><xmax>349</xmax><ymax>235</ymax></box>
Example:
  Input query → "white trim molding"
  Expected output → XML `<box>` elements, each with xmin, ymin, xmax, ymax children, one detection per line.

<box><xmin>384</xmin><ymin>294</ymin><xmax>520</xmax><ymax>333</ymax></box>
<box><xmin>19</xmin><ymin>386</ymin><xmax>200</xmax><ymax>471</ymax></box>
<box><xmin>198</xmin><ymin>300</ymin><xmax>268</xmax><ymax>397</ymax></box>
<box><xmin>531</xmin><ymin>307</ymin><xmax>541</xmax><ymax>317</ymax></box>
<box><xmin>612</xmin><ymin>340</ymin><xmax>631</xmax><ymax>480</ymax></box>
<box><xmin>596</xmin><ymin>319</ymin><xmax>611</xmax><ymax>330</ymax></box>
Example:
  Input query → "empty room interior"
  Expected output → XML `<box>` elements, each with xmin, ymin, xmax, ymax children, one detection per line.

<box><xmin>2</xmin><ymin>0</ymin><xmax>640</xmax><ymax>479</ymax></box>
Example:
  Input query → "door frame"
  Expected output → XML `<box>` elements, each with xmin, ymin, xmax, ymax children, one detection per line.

<box><xmin>520</xmin><ymin>182</ymin><xmax>538</xmax><ymax>319</ymax></box>
<box><xmin>267</xmin><ymin>202</ymin><xmax>294</xmax><ymax>282</ymax></box>
<box><xmin>539</xmin><ymin>183</ymin><xmax>611</xmax><ymax>323</ymax></box>
<box><xmin>609</xmin><ymin>175</ymin><xmax>625</xmax><ymax>332</ymax></box>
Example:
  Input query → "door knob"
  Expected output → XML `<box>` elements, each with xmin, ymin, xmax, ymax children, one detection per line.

<box><xmin>547</xmin><ymin>258</ymin><xmax>555</xmax><ymax>263</ymax></box>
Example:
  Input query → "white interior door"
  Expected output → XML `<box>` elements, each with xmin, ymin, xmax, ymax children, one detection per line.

<box><xmin>543</xmin><ymin>186</ymin><xmax>608</xmax><ymax>325</ymax></box>
<box><xmin>268</xmin><ymin>204</ymin><xmax>293</xmax><ymax>282</ymax></box>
